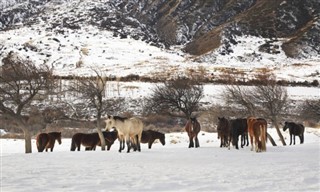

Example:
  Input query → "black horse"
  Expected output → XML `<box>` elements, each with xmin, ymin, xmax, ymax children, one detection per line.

<box><xmin>230</xmin><ymin>118</ymin><xmax>249</xmax><ymax>149</ymax></box>
<box><xmin>71</xmin><ymin>131</ymin><xmax>118</xmax><ymax>151</ymax></box>
<box><xmin>217</xmin><ymin>117</ymin><xmax>231</xmax><ymax>148</ymax></box>
<box><xmin>283</xmin><ymin>121</ymin><xmax>305</xmax><ymax>145</ymax></box>
<box><xmin>141</xmin><ymin>130</ymin><xmax>166</xmax><ymax>149</ymax></box>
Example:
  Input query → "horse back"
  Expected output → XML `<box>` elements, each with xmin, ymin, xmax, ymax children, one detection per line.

<box><xmin>292</xmin><ymin>123</ymin><xmax>305</xmax><ymax>135</ymax></box>
<box><xmin>193</xmin><ymin>119</ymin><xmax>201</xmax><ymax>133</ymax></box>
<box><xmin>140</xmin><ymin>130</ymin><xmax>150</xmax><ymax>143</ymax></box>
<box><xmin>185</xmin><ymin>119</ymin><xmax>201</xmax><ymax>133</ymax></box>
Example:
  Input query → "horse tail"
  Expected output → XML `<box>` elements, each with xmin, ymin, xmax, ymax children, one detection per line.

<box><xmin>36</xmin><ymin>134</ymin><xmax>45</xmax><ymax>152</ymax></box>
<box><xmin>300</xmin><ymin>124</ymin><xmax>305</xmax><ymax>144</ymax></box>
<box><xmin>261</xmin><ymin>124</ymin><xmax>267</xmax><ymax>152</ymax></box>
<box><xmin>36</xmin><ymin>136</ymin><xmax>42</xmax><ymax>152</ymax></box>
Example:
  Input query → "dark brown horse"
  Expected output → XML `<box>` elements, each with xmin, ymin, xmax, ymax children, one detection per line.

<box><xmin>36</xmin><ymin>132</ymin><xmax>62</xmax><ymax>152</ymax></box>
<box><xmin>185</xmin><ymin>117</ymin><xmax>201</xmax><ymax>148</ymax></box>
<box><xmin>283</xmin><ymin>121</ymin><xmax>305</xmax><ymax>145</ymax></box>
<box><xmin>230</xmin><ymin>118</ymin><xmax>248</xmax><ymax>149</ymax></box>
<box><xmin>141</xmin><ymin>130</ymin><xmax>165</xmax><ymax>149</ymax></box>
<box><xmin>247</xmin><ymin>117</ymin><xmax>267</xmax><ymax>152</ymax></box>
<box><xmin>70</xmin><ymin>131</ymin><xmax>118</xmax><ymax>151</ymax></box>
<box><xmin>217</xmin><ymin>117</ymin><xmax>231</xmax><ymax>148</ymax></box>
<box><xmin>94</xmin><ymin>131</ymin><xmax>118</xmax><ymax>150</ymax></box>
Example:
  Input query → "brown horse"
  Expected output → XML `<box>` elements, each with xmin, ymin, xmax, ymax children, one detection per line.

<box><xmin>95</xmin><ymin>131</ymin><xmax>118</xmax><ymax>150</ymax></box>
<box><xmin>141</xmin><ymin>130</ymin><xmax>166</xmax><ymax>149</ymax></box>
<box><xmin>217</xmin><ymin>117</ymin><xmax>231</xmax><ymax>149</ymax></box>
<box><xmin>71</xmin><ymin>131</ymin><xmax>118</xmax><ymax>151</ymax></box>
<box><xmin>185</xmin><ymin>117</ymin><xmax>201</xmax><ymax>148</ymax></box>
<box><xmin>36</xmin><ymin>132</ymin><xmax>62</xmax><ymax>152</ymax></box>
<box><xmin>247</xmin><ymin>117</ymin><xmax>267</xmax><ymax>152</ymax></box>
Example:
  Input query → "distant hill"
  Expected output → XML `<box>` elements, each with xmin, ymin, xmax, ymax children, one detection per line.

<box><xmin>0</xmin><ymin>0</ymin><xmax>319</xmax><ymax>83</ymax></box>
<box><xmin>1</xmin><ymin>0</ymin><xmax>319</xmax><ymax>58</ymax></box>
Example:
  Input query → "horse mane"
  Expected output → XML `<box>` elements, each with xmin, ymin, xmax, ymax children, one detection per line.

<box><xmin>148</xmin><ymin>130</ymin><xmax>164</xmax><ymax>138</ymax></box>
<box><xmin>48</xmin><ymin>132</ymin><xmax>61</xmax><ymax>137</ymax></box>
<box><xmin>113</xmin><ymin>116</ymin><xmax>128</xmax><ymax>122</ymax></box>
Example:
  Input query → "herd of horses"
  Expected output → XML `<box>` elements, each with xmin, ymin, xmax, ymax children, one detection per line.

<box><xmin>36</xmin><ymin>115</ymin><xmax>305</xmax><ymax>153</ymax></box>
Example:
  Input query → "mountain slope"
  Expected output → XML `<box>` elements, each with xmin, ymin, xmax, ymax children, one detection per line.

<box><xmin>0</xmin><ymin>0</ymin><xmax>319</xmax><ymax>83</ymax></box>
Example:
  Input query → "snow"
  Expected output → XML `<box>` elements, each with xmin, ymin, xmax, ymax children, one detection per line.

<box><xmin>0</xmin><ymin>1</ymin><xmax>319</xmax><ymax>191</ymax></box>
<box><xmin>1</xmin><ymin>25</ymin><xmax>319</xmax><ymax>82</ymax></box>
<box><xmin>1</xmin><ymin>128</ymin><xmax>320</xmax><ymax>191</ymax></box>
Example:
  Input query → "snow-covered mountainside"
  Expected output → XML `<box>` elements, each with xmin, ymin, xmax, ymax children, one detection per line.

<box><xmin>0</xmin><ymin>0</ymin><xmax>319</xmax><ymax>83</ymax></box>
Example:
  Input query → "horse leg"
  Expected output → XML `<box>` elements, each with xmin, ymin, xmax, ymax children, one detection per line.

<box><xmin>148</xmin><ymin>140</ymin><xmax>153</xmax><ymax>149</ymax></box>
<box><xmin>246</xmin><ymin>133</ymin><xmax>249</xmax><ymax>146</ymax></box>
<box><xmin>234</xmin><ymin>135</ymin><xmax>239</xmax><ymax>150</ymax></box>
<box><xmin>136</xmin><ymin>135</ymin><xmax>141</xmax><ymax>152</ymax></box>
<box><xmin>188</xmin><ymin>136</ymin><xmax>194</xmax><ymax>148</ymax></box>
<box><xmin>240</xmin><ymin>134</ymin><xmax>244</xmax><ymax>148</ymax></box>
<box><xmin>126</xmin><ymin>139</ymin><xmax>131</xmax><ymax>153</ymax></box>
<box><xmin>118</xmin><ymin>139</ymin><xmax>123</xmax><ymax>153</ymax></box>
<box><xmin>255</xmin><ymin>138</ymin><xmax>259</xmax><ymax>152</ymax></box>
<box><xmin>293</xmin><ymin>135</ymin><xmax>296</xmax><ymax>145</ymax></box>
<box><xmin>300</xmin><ymin>134</ymin><xmax>304</xmax><ymax>144</ymax></box>
<box><xmin>250</xmin><ymin>135</ymin><xmax>254</xmax><ymax>151</ymax></box>
<box><xmin>195</xmin><ymin>136</ymin><xmax>200</xmax><ymax>148</ymax></box>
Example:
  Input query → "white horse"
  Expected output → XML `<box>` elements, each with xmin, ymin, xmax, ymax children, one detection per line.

<box><xmin>105</xmin><ymin>115</ymin><xmax>143</xmax><ymax>153</ymax></box>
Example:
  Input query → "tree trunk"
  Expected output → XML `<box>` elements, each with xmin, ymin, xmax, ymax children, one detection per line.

<box><xmin>23</xmin><ymin>128</ymin><xmax>32</xmax><ymax>153</ymax></box>
<box><xmin>267</xmin><ymin>132</ymin><xmax>277</xmax><ymax>146</ymax></box>
<box><xmin>96</xmin><ymin>117</ymin><xmax>106</xmax><ymax>151</ymax></box>
<box><xmin>272</xmin><ymin>118</ymin><xmax>286</xmax><ymax>146</ymax></box>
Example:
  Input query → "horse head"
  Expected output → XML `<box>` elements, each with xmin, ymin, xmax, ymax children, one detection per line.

<box><xmin>217</xmin><ymin>117</ymin><xmax>227</xmax><ymax>131</ymax></box>
<box><xmin>105</xmin><ymin>115</ymin><xmax>115</xmax><ymax>131</ymax></box>
<box><xmin>190</xmin><ymin>117</ymin><xmax>197</xmax><ymax>124</ymax></box>
<box><xmin>160</xmin><ymin>134</ymin><xmax>166</xmax><ymax>146</ymax></box>
<box><xmin>57</xmin><ymin>132</ymin><xmax>62</xmax><ymax>144</ymax></box>
<box><xmin>283</xmin><ymin>121</ymin><xmax>289</xmax><ymax>132</ymax></box>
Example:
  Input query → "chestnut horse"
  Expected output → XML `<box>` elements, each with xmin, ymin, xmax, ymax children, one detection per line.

<box><xmin>141</xmin><ymin>130</ymin><xmax>166</xmax><ymax>149</ymax></box>
<box><xmin>70</xmin><ymin>131</ymin><xmax>118</xmax><ymax>151</ymax></box>
<box><xmin>36</xmin><ymin>132</ymin><xmax>62</xmax><ymax>152</ymax></box>
<box><xmin>247</xmin><ymin>117</ymin><xmax>267</xmax><ymax>152</ymax></box>
<box><xmin>283</xmin><ymin>121</ymin><xmax>305</xmax><ymax>145</ymax></box>
<box><xmin>105</xmin><ymin>115</ymin><xmax>143</xmax><ymax>153</ymax></box>
<box><xmin>185</xmin><ymin>117</ymin><xmax>201</xmax><ymax>148</ymax></box>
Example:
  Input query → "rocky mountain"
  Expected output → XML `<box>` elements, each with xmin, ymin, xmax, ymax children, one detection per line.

<box><xmin>0</xmin><ymin>0</ymin><xmax>319</xmax><ymax>83</ymax></box>
<box><xmin>1</xmin><ymin>0</ymin><xmax>319</xmax><ymax>58</ymax></box>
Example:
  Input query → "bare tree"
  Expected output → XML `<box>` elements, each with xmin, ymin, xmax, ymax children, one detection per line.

<box><xmin>223</xmin><ymin>85</ymin><xmax>256</xmax><ymax>116</ymax></box>
<box><xmin>145</xmin><ymin>78</ymin><xmax>204</xmax><ymax>119</ymax></box>
<box><xmin>298</xmin><ymin>99</ymin><xmax>320</xmax><ymax>126</ymax></box>
<box><xmin>222</xmin><ymin>81</ymin><xmax>288</xmax><ymax>146</ymax></box>
<box><xmin>251</xmin><ymin>82</ymin><xmax>288</xmax><ymax>145</ymax></box>
<box><xmin>68</xmin><ymin>69</ymin><xmax>111</xmax><ymax>150</ymax></box>
<box><xmin>0</xmin><ymin>52</ymin><xmax>54</xmax><ymax>153</ymax></box>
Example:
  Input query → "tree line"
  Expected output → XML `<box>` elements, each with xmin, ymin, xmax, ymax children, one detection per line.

<box><xmin>1</xmin><ymin>52</ymin><xmax>319</xmax><ymax>153</ymax></box>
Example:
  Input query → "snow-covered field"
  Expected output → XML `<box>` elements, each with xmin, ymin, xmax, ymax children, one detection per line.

<box><xmin>1</xmin><ymin>128</ymin><xmax>319</xmax><ymax>191</ymax></box>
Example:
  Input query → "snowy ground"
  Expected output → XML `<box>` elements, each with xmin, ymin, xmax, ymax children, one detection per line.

<box><xmin>1</xmin><ymin>128</ymin><xmax>319</xmax><ymax>192</ymax></box>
